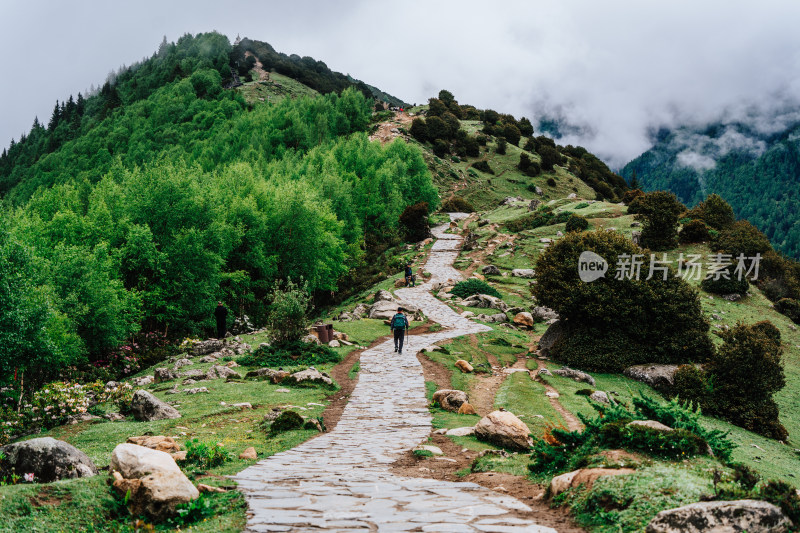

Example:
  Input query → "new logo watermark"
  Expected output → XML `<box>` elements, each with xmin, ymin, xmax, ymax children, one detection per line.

<box><xmin>577</xmin><ymin>251</ymin><xmax>761</xmax><ymax>282</ymax></box>
<box><xmin>578</xmin><ymin>251</ymin><xmax>609</xmax><ymax>282</ymax></box>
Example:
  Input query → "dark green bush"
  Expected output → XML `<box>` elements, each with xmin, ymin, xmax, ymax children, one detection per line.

<box><xmin>537</xmin><ymin>145</ymin><xmax>563</xmax><ymax>171</ymax></box>
<box><xmin>496</xmin><ymin>138</ymin><xmax>507</xmax><ymax>155</ymax></box>
<box><xmin>432</xmin><ymin>139</ymin><xmax>449</xmax><ymax>157</ymax></box>
<box><xmin>622</xmin><ymin>189</ymin><xmax>644</xmax><ymax>206</ymax></box>
<box><xmin>775</xmin><ymin>298</ymin><xmax>800</xmax><ymax>324</ymax></box>
<box><xmin>672</xmin><ymin>364</ymin><xmax>710</xmax><ymax>409</ymax></box>
<box><xmin>400</xmin><ymin>201</ymin><xmax>431</xmax><ymax>242</ymax></box>
<box><xmin>760</xmin><ymin>481</ymin><xmax>800</xmax><ymax>525</ymax></box>
<box><xmin>476</xmin><ymin>134</ymin><xmax>488</xmax><ymax>146</ymax></box>
<box><xmin>426</xmin><ymin>116</ymin><xmax>449</xmax><ymax>140</ymax></box>
<box><xmin>687</xmin><ymin>193</ymin><xmax>736</xmax><ymax>230</ymax></box>
<box><xmin>714</xmin><ymin>220</ymin><xmax>773</xmax><ymax>260</ymax></box>
<box><xmin>533</xmin><ymin>230</ymin><xmax>713</xmax><ymax>372</ymax></box>
<box><xmin>679</xmin><ymin>220</ymin><xmax>711</xmax><ymax>243</ymax></box>
<box><xmin>440</xmin><ymin>196</ymin><xmax>475</xmax><ymax>213</ymax></box>
<box><xmin>239</xmin><ymin>340</ymin><xmax>339</xmax><ymax>368</ymax></box>
<box><xmin>269</xmin><ymin>410</ymin><xmax>304</xmax><ymax>435</ymax></box>
<box><xmin>523</xmin><ymin>137</ymin><xmax>536</xmax><ymax>152</ymax></box>
<box><xmin>450</xmin><ymin>279</ymin><xmax>501</xmax><ymax>299</ymax></box>
<box><xmin>464</xmin><ymin>137</ymin><xmax>480</xmax><ymax>157</ymax></box>
<box><xmin>501</xmin><ymin>123</ymin><xmax>521</xmax><ymax>146</ymax></box>
<box><xmin>635</xmin><ymin>191</ymin><xmax>685</xmax><ymax>251</ymax></box>
<box><xmin>472</xmin><ymin>160</ymin><xmax>494</xmax><ymax>174</ymax></box>
<box><xmin>409</xmin><ymin>118</ymin><xmax>428</xmax><ymax>142</ymax></box>
<box><xmin>565</xmin><ymin>214</ymin><xmax>589</xmax><ymax>233</ymax></box>
<box><xmin>547</xmin><ymin>177</ymin><xmax>556</xmax><ymax>186</ymax></box>
<box><xmin>701</xmin><ymin>266</ymin><xmax>749</xmax><ymax>295</ymax></box>
<box><xmin>504</xmin><ymin>209</ymin><xmax>570</xmax><ymax>233</ymax></box>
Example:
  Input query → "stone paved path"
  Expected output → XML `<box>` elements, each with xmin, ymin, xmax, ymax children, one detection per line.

<box><xmin>234</xmin><ymin>215</ymin><xmax>556</xmax><ymax>532</ymax></box>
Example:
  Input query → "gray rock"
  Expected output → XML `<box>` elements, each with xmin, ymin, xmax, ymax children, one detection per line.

<box><xmin>446</xmin><ymin>427</ymin><xmax>476</xmax><ymax>437</ymax></box>
<box><xmin>179</xmin><ymin>369</ymin><xmax>205</xmax><ymax>379</ymax></box>
<box><xmin>538</xmin><ymin>320</ymin><xmax>564</xmax><ymax>356</ymax></box>
<box><xmin>368</xmin><ymin>299</ymin><xmax>420</xmax><ymax>319</ymax></box>
<box><xmin>130</xmin><ymin>390</ymin><xmax>181</xmax><ymax>421</ymax></box>
<box><xmin>133</xmin><ymin>375</ymin><xmax>154</xmax><ymax>387</ymax></box>
<box><xmin>351</xmin><ymin>303</ymin><xmax>370</xmax><ymax>317</ymax></box>
<box><xmin>632</xmin><ymin>230</ymin><xmax>642</xmax><ymax>245</ymax></box>
<box><xmin>302</xmin><ymin>334</ymin><xmax>321</xmax><ymax>345</ymax></box>
<box><xmin>482</xmin><ymin>264</ymin><xmax>501</xmax><ymax>276</ymax></box>
<box><xmin>567</xmin><ymin>193</ymin><xmax>577</xmax><ymax>199</ymax></box>
<box><xmin>723</xmin><ymin>293</ymin><xmax>743</xmax><ymax>301</ymax></box>
<box><xmin>553</xmin><ymin>366</ymin><xmax>596</xmax><ymax>386</ymax></box>
<box><xmin>0</xmin><ymin>437</ymin><xmax>98</xmax><ymax>482</ymax></box>
<box><xmin>646</xmin><ymin>500</ymin><xmax>791</xmax><ymax>533</ymax></box>
<box><xmin>475</xmin><ymin>411</ymin><xmax>533</xmax><ymax>451</ymax></box>
<box><xmin>631</xmin><ymin>221</ymin><xmax>642</xmax><ymax>227</ymax></box>
<box><xmin>173</xmin><ymin>358</ymin><xmax>193</xmax><ymax>370</ymax></box>
<box><xmin>183</xmin><ymin>387</ymin><xmax>209</xmax><ymax>394</ymax></box>
<box><xmin>623</xmin><ymin>364</ymin><xmax>681</xmax><ymax>392</ymax></box>
<box><xmin>511</xmin><ymin>269</ymin><xmax>536</xmax><ymax>278</ymax></box>
<box><xmin>460</xmin><ymin>294</ymin><xmax>509</xmax><ymax>312</ymax></box>
<box><xmin>154</xmin><ymin>368</ymin><xmax>176</xmax><ymax>383</ymax></box>
<box><xmin>191</xmin><ymin>339</ymin><xmax>224</xmax><ymax>356</ymax></box>
<box><xmin>245</xmin><ymin>368</ymin><xmax>289</xmax><ymax>383</ymax></box>
<box><xmin>589</xmin><ymin>391</ymin><xmax>610</xmax><ymax>404</ymax></box>
<box><xmin>432</xmin><ymin>389</ymin><xmax>469</xmax><ymax>411</ymax></box>
<box><xmin>475</xmin><ymin>313</ymin><xmax>509</xmax><ymax>323</ymax></box>
<box><xmin>532</xmin><ymin>306</ymin><xmax>559</xmax><ymax>321</ymax></box>
<box><xmin>199</xmin><ymin>355</ymin><xmax>218</xmax><ymax>363</ymax></box>
<box><xmin>628</xmin><ymin>420</ymin><xmax>673</xmax><ymax>432</ymax></box>
<box><xmin>286</xmin><ymin>367</ymin><xmax>333</xmax><ymax>386</ymax></box>
<box><xmin>206</xmin><ymin>365</ymin><xmax>241</xmax><ymax>380</ymax></box>
<box><xmin>374</xmin><ymin>289</ymin><xmax>395</xmax><ymax>302</ymax></box>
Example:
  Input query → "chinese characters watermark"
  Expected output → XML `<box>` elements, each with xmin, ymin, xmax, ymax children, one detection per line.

<box><xmin>578</xmin><ymin>252</ymin><xmax>760</xmax><ymax>282</ymax></box>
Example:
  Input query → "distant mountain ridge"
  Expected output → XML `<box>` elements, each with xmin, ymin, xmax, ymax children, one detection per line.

<box><xmin>622</xmin><ymin>120</ymin><xmax>800</xmax><ymax>258</ymax></box>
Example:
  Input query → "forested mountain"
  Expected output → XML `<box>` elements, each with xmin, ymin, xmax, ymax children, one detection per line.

<box><xmin>621</xmin><ymin>121</ymin><xmax>800</xmax><ymax>258</ymax></box>
<box><xmin>0</xmin><ymin>32</ymin><xmax>437</xmax><ymax>387</ymax></box>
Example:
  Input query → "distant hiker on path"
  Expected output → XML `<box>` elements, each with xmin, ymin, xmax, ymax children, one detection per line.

<box><xmin>390</xmin><ymin>307</ymin><xmax>409</xmax><ymax>354</ymax></box>
<box><xmin>214</xmin><ymin>301</ymin><xmax>228</xmax><ymax>339</ymax></box>
<box><xmin>404</xmin><ymin>263</ymin><xmax>415</xmax><ymax>287</ymax></box>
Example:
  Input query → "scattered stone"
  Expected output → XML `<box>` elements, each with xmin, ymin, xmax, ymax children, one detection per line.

<box><xmin>104</xmin><ymin>413</ymin><xmax>126</xmax><ymax>422</ymax></box>
<box><xmin>538</xmin><ymin>368</ymin><xmax>553</xmax><ymax>377</ymax></box>
<box><xmin>154</xmin><ymin>368</ymin><xmax>176</xmax><ymax>383</ymax></box>
<box><xmin>191</xmin><ymin>339</ymin><xmax>224</xmax><ymax>356</ymax></box>
<box><xmin>589</xmin><ymin>391</ymin><xmax>610</xmax><ymax>404</ymax></box>
<box><xmin>414</xmin><ymin>445</ymin><xmax>444</xmax><ymax>456</ymax></box>
<box><xmin>455</xmin><ymin>359</ymin><xmax>474</xmax><ymax>373</ymax></box>
<box><xmin>368</xmin><ymin>299</ymin><xmax>420</xmax><ymax>320</ymax></box>
<box><xmin>460</xmin><ymin>311</ymin><xmax>475</xmax><ymax>318</ymax></box>
<box><xmin>351</xmin><ymin>303</ymin><xmax>370</xmax><ymax>317</ymax></box>
<box><xmin>197</xmin><ymin>483</ymin><xmax>227</xmax><ymax>494</ymax></box>
<box><xmin>482</xmin><ymin>265</ymin><xmax>501</xmax><ymax>275</ymax></box>
<box><xmin>173</xmin><ymin>358</ymin><xmax>193</xmax><ymax>369</ymax></box>
<box><xmin>184</xmin><ymin>387</ymin><xmax>209</xmax><ymax>394</ymax></box>
<box><xmin>179</xmin><ymin>369</ymin><xmax>205</xmax><ymax>379</ymax></box>
<box><xmin>233</xmin><ymin>402</ymin><xmax>253</xmax><ymax>409</ymax></box>
<box><xmin>328</xmin><ymin>340</ymin><xmax>341</xmax><ymax>348</ymax></box>
<box><xmin>447</xmin><ymin>427</ymin><xmax>476</xmax><ymax>437</ymax></box>
<box><xmin>458</xmin><ymin>403</ymin><xmax>477</xmax><ymax>415</ymax></box>
<box><xmin>550</xmin><ymin>468</ymin><xmax>636</xmax><ymax>497</ymax></box>
<box><xmin>206</xmin><ymin>365</ymin><xmax>241</xmax><ymax>380</ymax></box>
<box><xmin>539</xmin><ymin>238</ymin><xmax>553</xmax><ymax>244</ymax></box>
<box><xmin>552</xmin><ymin>366</ymin><xmax>596</xmax><ymax>386</ymax></box>
<box><xmin>126</xmin><ymin>436</ymin><xmax>181</xmax><ymax>454</ymax></box>
<box><xmin>67</xmin><ymin>413</ymin><xmax>101</xmax><ymax>424</ymax></box>
<box><xmin>646</xmin><ymin>500</ymin><xmax>791</xmax><ymax>533</ymax></box>
<box><xmin>0</xmin><ymin>437</ymin><xmax>98</xmax><ymax>483</ymax></box>
<box><xmin>302</xmin><ymin>334</ymin><xmax>321</xmax><ymax>345</ymax></box>
<box><xmin>532</xmin><ymin>306</ymin><xmax>559</xmax><ymax>321</ymax></box>
<box><xmin>513</xmin><ymin>312</ymin><xmax>534</xmax><ymax>328</ymax></box>
<box><xmin>723</xmin><ymin>293</ymin><xmax>742</xmax><ymax>302</ymax></box>
<box><xmin>511</xmin><ymin>269</ymin><xmax>536</xmax><ymax>278</ymax></box>
<box><xmin>545</xmin><ymin>391</ymin><xmax>559</xmax><ymax>399</ymax></box>
<box><xmin>567</xmin><ymin>193</ymin><xmax>577</xmax><ymax>199</ymax></box>
<box><xmin>474</xmin><ymin>411</ymin><xmax>533</xmax><ymax>451</ymax></box>
<box><xmin>226</xmin><ymin>360</ymin><xmax>239</xmax><ymax>368</ymax></box>
<box><xmin>432</xmin><ymin>389</ymin><xmax>469</xmax><ymax>412</ymax></box>
<box><xmin>631</xmin><ymin>221</ymin><xmax>642</xmax><ymax>227</ymax></box>
<box><xmin>374</xmin><ymin>289</ymin><xmax>395</xmax><ymax>302</ymax></box>
<box><xmin>286</xmin><ymin>367</ymin><xmax>333</xmax><ymax>386</ymax></box>
<box><xmin>171</xmin><ymin>451</ymin><xmax>187</xmax><ymax>462</ymax></box>
<box><xmin>628</xmin><ymin>420</ymin><xmax>673</xmax><ymax>432</ymax></box>
<box><xmin>475</xmin><ymin>313</ymin><xmax>509</xmax><ymax>323</ymax></box>
<box><xmin>422</xmin><ymin>345</ymin><xmax>445</xmax><ymax>353</ymax></box>
<box><xmin>623</xmin><ymin>364</ymin><xmax>680</xmax><ymax>392</ymax></box>
<box><xmin>246</xmin><ymin>368</ymin><xmax>290</xmax><ymax>383</ymax></box>
<box><xmin>632</xmin><ymin>230</ymin><xmax>642</xmax><ymax>245</ymax></box>
<box><xmin>133</xmin><ymin>375</ymin><xmax>154</xmax><ymax>387</ymax></box>
<box><xmin>276</xmin><ymin>388</ymin><xmax>291</xmax><ymax>393</ymax></box>
<box><xmin>239</xmin><ymin>447</ymin><xmax>258</xmax><ymax>460</ymax></box>
<box><xmin>130</xmin><ymin>390</ymin><xmax>181</xmax><ymax>421</ymax></box>
<box><xmin>538</xmin><ymin>320</ymin><xmax>563</xmax><ymax>356</ymax></box>
<box><xmin>460</xmin><ymin>294</ymin><xmax>509</xmax><ymax>312</ymax></box>
<box><xmin>199</xmin><ymin>355</ymin><xmax>218</xmax><ymax>363</ymax></box>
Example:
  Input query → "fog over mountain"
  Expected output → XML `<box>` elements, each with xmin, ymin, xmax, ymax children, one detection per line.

<box><xmin>2</xmin><ymin>0</ymin><xmax>799</xmax><ymax>167</ymax></box>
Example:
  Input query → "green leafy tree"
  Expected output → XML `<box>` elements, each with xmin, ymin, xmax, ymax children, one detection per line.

<box><xmin>266</xmin><ymin>279</ymin><xmax>311</xmax><ymax>344</ymax></box>
<box><xmin>635</xmin><ymin>191</ymin><xmax>685</xmax><ymax>250</ymax></box>
<box><xmin>537</xmin><ymin>145</ymin><xmax>562</xmax><ymax>171</ymax></box>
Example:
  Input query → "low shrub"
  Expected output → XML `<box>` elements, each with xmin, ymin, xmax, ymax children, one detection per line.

<box><xmin>679</xmin><ymin>220</ymin><xmax>711</xmax><ymax>243</ymax></box>
<box><xmin>472</xmin><ymin>160</ymin><xmax>494</xmax><ymax>174</ymax></box>
<box><xmin>574</xmin><ymin>202</ymin><xmax>589</xmax><ymax>209</ymax></box>
<box><xmin>504</xmin><ymin>209</ymin><xmax>571</xmax><ymax>233</ymax></box>
<box><xmin>622</xmin><ymin>189</ymin><xmax>644</xmax><ymax>205</ymax></box>
<box><xmin>239</xmin><ymin>341</ymin><xmax>339</xmax><ymax>368</ymax></box>
<box><xmin>440</xmin><ymin>196</ymin><xmax>475</xmax><ymax>213</ymax></box>
<box><xmin>496</xmin><ymin>138</ymin><xmax>507</xmax><ymax>155</ymax></box>
<box><xmin>565</xmin><ymin>214</ymin><xmax>589</xmax><ymax>233</ymax></box>
<box><xmin>547</xmin><ymin>177</ymin><xmax>557</xmax><ymax>186</ymax></box>
<box><xmin>687</xmin><ymin>193</ymin><xmax>736</xmax><ymax>230</ymax></box>
<box><xmin>775</xmin><ymin>298</ymin><xmax>800</xmax><ymax>323</ymax></box>
<box><xmin>181</xmin><ymin>439</ymin><xmax>231</xmax><ymax>470</ymax></box>
<box><xmin>450</xmin><ymin>279</ymin><xmax>501</xmax><ymax>299</ymax></box>
<box><xmin>700</xmin><ymin>266</ymin><xmax>749</xmax><ymax>295</ymax></box>
<box><xmin>400</xmin><ymin>201</ymin><xmax>431</xmax><ymax>242</ymax></box>
<box><xmin>269</xmin><ymin>410</ymin><xmax>304</xmax><ymax>435</ymax></box>
<box><xmin>266</xmin><ymin>279</ymin><xmax>311</xmax><ymax>344</ymax></box>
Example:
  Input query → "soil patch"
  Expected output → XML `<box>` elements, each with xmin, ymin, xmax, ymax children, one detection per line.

<box><xmin>416</xmin><ymin>351</ymin><xmax>452</xmax><ymax>390</ymax></box>
<box><xmin>29</xmin><ymin>486</ymin><xmax>71</xmax><ymax>507</ymax></box>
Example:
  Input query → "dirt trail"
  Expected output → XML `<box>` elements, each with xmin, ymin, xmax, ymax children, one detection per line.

<box><xmin>369</xmin><ymin>110</ymin><xmax>413</xmax><ymax>144</ymax></box>
<box><xmin>243</xmin><ymin>51</ymin><xmax>270</xmax><ymax>81</ymax></box>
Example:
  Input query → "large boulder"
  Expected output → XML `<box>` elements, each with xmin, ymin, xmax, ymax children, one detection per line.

<box><xmin>368</xmin><ymin>300</ymin><xmax>420</xmax><ymax>320</ymax></box>
<box><xmin>191</xmin><ymin>339</ymin><xmax>224</xmax><ymax>356</ymax></box>
<box><xmin>646</xmin><ymin>500</ymin><xmax>791</xmax><ymax>533</ymax></box>
<box><xmin>549</xmin><ymin>468</ymin><xmax>636</xmax><ymax>498</ymax></box>
<box><xmin>482</xmin><ymin>265</ymin><xmax>501</xmax><ymax>276</ymax></box>
<box><xmin>130</xmin><ymin>390</ymin><xmax>181</xmax><ymax>421</ymax></box>
<box><xmin>153</xmin><ymin>368</ymin><xmax>176</xmax><ymax>383</ymax></box>
<box><xmin>538</xmin><ymin>320</ymin><xmax>564</xmax><ymax>355</ymax></box>
<box><xmin>111</xmin><ymin>444</ymin><xmax>199</xmax><ymax>522</ymax></box>
<box><xmin>474</xmin><ymin>411</ymin><xmax>533</xmax><ymax>451</ymax></box>
<box><xmin>511</xmin><ymin>269</ymin><xmax>536</xmax><ymax>278</ymax></box>
<box><xmin>0</xmin><ymin>437</ymin><xmax>98</xmax><ymax>482</ymax></box>
<box><xmin>374</xmin><ymin>289</ymin><xmax>395</xmax><ymax>302</ymax></box>
<box><xmin>552</xmin><ymin>366</ymin><xmax>596</xmax><ymax>386</ymax></box>
<box><xmin>623</xmin><ymin>364</ymin><xmax>681</xmax><ymax>392</ymax></box>
<box><xmin>461</xmin><ymin>294</ymin><xmax>509</xmax><ymax>312</ymax></box>
<box><xmin>513</xmin><ymin>312</ymin><xmax>534</xmax><ymax>328</ymax></box>
<box><xmin>286</xmin><ymin>367</ymin><xmax>333</xmax><ymax>386</ymax></box>
<box><xmin>206</xmin><ymin>365</ymin><xmax>241</xmax><ymax>380</ymax></box>
<box><xmin>432</xmin><ymin>389</ymin><xmax>469</xmax><ymax>412</ymax></box>
<box><xmin>245</xmin><ymin>368</ymin><xmax>290</xmax><ymax>384</ymax></box>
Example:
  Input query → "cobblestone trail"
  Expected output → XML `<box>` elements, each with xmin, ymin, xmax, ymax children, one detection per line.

<box><xmin>235</xmin><ymin>215</ymin><xmax>556</xmax><ymax>532</ymax></box>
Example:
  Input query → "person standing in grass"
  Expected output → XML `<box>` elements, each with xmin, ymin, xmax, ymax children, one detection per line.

<box><xmin>214</xmin><ymin>301</ymin><xmax>228</xmax><ymax>339</ymax></box>
<box><xmin>391</xmin><ymin>307</ymin><xmax>409</xmax><ymax>353</ymax></box>
<box><xmin>404</xmin><ymin>262</ymin><xmax>415</xmax><ymax>287</ymax></box>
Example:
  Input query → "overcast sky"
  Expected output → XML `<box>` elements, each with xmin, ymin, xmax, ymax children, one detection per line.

<box><xmin>2</xmin><ymin>0</ymin><xmax>799</xmax><ymax>168</ymax></box>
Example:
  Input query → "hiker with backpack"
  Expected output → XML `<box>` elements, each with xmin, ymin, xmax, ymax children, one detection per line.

<box><xmin>390</xmin><ymin>307</ymin><xmax>409</xmax><ymax>354</ymax></box>
<box><xmin>404</xmin><ymin>263</ymin><xmax>415</xmax><ymax>287</ymax></box>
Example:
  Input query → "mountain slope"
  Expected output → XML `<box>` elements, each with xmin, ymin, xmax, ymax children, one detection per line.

<box><xmin>621</xmin><ymin>122</ymin><xmax>800</xmax><ymax>258</ymax></box>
